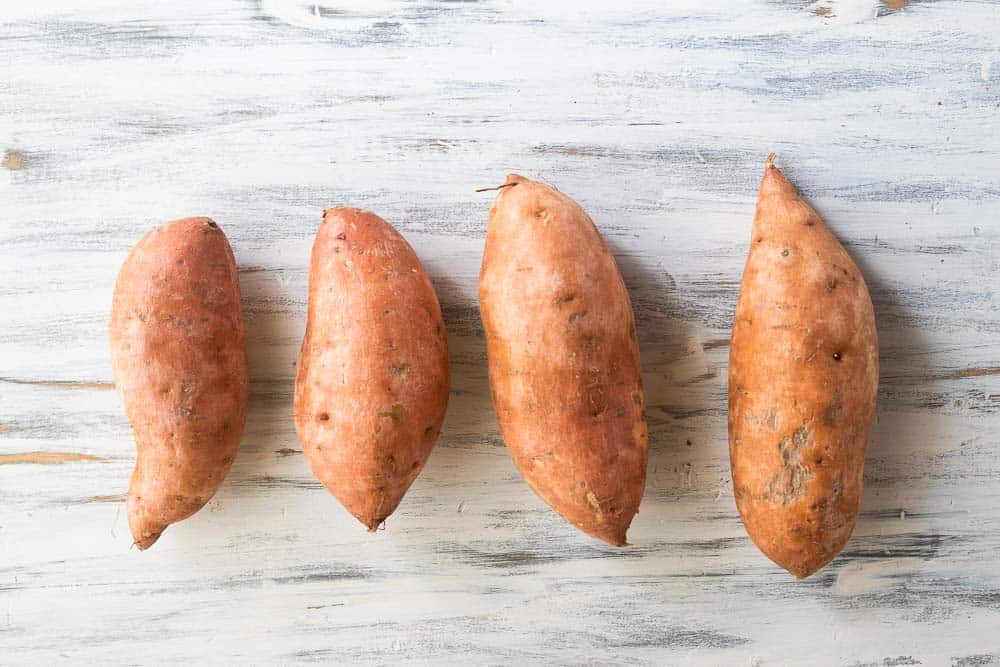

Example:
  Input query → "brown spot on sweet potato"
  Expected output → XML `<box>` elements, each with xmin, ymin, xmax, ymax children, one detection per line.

<box><xmin>823</xmin><ymin>395</ymin><xmax>844</xmax><ymax>426</ymax></box>
<box><xmin>336</xmin><ymin>233</ymin><xmax>346</xmax><ymax>240</ymax></box>
<box><xmin>378</xmin><ymin>403</ymin><xmax>404</xmax><ymax>425</ymax></box>
<box><xmin>317</xmin><ymin>412</ymin><xmax>330</xmax><ymax>422</ymax></box>
<box><xmin>587</xmin><ymin>385</ymin><xmax>607</xmax><ymax>417</ymax></box>
<box><xmin>568</xmin><ymin>311</ymin><xmax>587</xmax><ymax>323</ymax></box>
<box><xmin>389</xmin><ymin>363</ymin><xmax>411</xmax><ymax>377</ymax></box>
<box><xmin>554</xmin><ymin>292</ymin><xmax>577</xmax><ymax>305</ymax></box>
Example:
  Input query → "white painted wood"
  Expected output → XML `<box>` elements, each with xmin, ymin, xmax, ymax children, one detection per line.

<box><xmin>1</xmin><ymin>0</ymin><xmax>998</xmax><ymax>663</ymax></box>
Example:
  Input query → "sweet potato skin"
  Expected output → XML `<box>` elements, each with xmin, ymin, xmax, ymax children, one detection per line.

<box><xmin>110</xmin><ymin>217</ymin><xmax>248</xmax><ymax>550</ymax></box>
<box><xmin>294</xmin><ymin>208</ymin><xmax>450</xmax><ymax>530</ymax></box>
<box><xmin>479</xmin><ymin>174</ymin><xmax>648</xmax><ymax>546</ymax></box>
<box><xmin>729</xmin><ymin>158</ymin><xmax>878</xmax><ymax>578</ymax></box>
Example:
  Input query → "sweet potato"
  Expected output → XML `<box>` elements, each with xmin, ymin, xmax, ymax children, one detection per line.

<box><xmin>478</xmin><ymin>174</ymin><xmax>648</xmax><ymax>546</ymax></box>
<box><xmin>728</xmin><ymin>155</ymin><xmax>878</xmax><ymax>578</ymax></box>
<box><xmin>110</xmin><ymin>217</ymin><xmax>248</xmax><ymax>550</ymax></box>
<box><xmin>294</xmin><ymin>208</ymin><xmax>450</xmax><ymax>530</ymax></box>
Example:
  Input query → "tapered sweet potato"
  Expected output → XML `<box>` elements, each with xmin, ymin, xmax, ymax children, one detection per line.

<box><xmin>479</xmin><ymin>174</ymin><xmax>648</xmax><ymax>546</ymax></box>
<box><xmin>110</xmin><ymin>217</ymin><xmax>248</xmax><ymax>550</ymax></box>
<box><xmin>729</xmin><ymin>155</ymin><xmax>878</xmax><ymax>578</ymax></box>
<box><xmin>294</xmin><ymin>208</ymin><xmax>450</xmax><ymax>530</ymax></box>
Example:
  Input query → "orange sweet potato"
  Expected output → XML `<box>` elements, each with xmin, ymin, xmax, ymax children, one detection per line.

<box><xmin>294</xmin><ymin>208</ymin><xmax>450</xmax><ymax>530</ymax></box>
<box><xmin>729</xmin><ymin>155</ymin><xmax>878</xmax><ymax>578</ymax></box>
<box><xmin>479</xmin><ymin>174</ymin><xmax>648</xmax><ymax>546</ymax></box>
<box><xmin>110</xmin><ymin>217</ymin><xmax>248</xmax><ymax>550</ymax></box>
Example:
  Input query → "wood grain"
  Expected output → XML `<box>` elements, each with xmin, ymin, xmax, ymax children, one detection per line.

<box><xmin>1</xmin><ymin>0</ymin><xmax>998</xmax><ymax>663</ymax></box>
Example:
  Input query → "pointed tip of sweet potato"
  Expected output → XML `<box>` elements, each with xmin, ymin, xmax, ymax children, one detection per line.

<box><xmin>584</xmin><ymin>523</ymin><xmax>631</xmax><ymax>548</ymax></box>
<box><xmin>128</xmin><ymin>513</ymin><xmax>166</xmax><ymax>550</ymax></box>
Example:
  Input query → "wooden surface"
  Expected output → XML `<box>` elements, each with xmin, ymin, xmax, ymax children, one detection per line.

<box><xmin>1</xmin><ymin>0</ymin><xmax>998</xmax><ymax>663</ymax></box>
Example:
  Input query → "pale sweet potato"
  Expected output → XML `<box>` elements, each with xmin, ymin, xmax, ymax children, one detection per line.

<box><xmin>110</xmin><ymin>217</ymin><xmax>248</xmax><ymax>550</ymax></box>
<box><xmin>729</xmin><ymin>155</ymin><xmax>878</xmax><ymax>578</ymax></box>
<box><xmin>479</xmin><ymin>174</ymin><xmax>648</xmax><ymax>546</ymax></box>
<box><xmin>294</xmin><ymin>208</ymin><xmax>450</xmax><ymax>530</ymax></box>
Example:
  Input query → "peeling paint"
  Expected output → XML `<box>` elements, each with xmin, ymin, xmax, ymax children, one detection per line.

<box><xmin>0</xmin><ymin>452</ymin><xmax>104</xmax><ymax>465</ymax></box>
<box><xmin>0</xmin><ymin>377</ymin><xmax>114</xmax><ymax>390</ymax></box>
<box><xmin>2</xmin><ymin>150</ymin><xmax>27</xmax><ymax>170</ymax></box>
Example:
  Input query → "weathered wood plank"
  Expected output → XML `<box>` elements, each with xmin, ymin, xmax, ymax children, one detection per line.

<box><xmin>1</xmin><ymin>0</ymin><xmax>998</xmax><ymax>663</ymax></box>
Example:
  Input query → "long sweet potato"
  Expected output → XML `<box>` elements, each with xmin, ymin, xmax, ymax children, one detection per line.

<box><xmin>729</xmin><ymin>155</ymin><xmax>878</xmax><ymax>578</ymax></box>
<box><xmin>479</xmin><ymin>174</ymin><xmax>648</xmax><ymax>546</ymax></box>
<box><xmin>294</xmin><ymin>207</ymin><xmax>450</xmax><ymax>530</ymax></box>
<box><xmin>110</xmin><ymin>217</ymin><xmax>248</xmax><ymax>550</ymax></box>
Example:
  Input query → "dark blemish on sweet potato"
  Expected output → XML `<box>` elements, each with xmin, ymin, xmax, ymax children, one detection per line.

<box><xmin>823</xmin><ymin>396</ymin><xmax>844</xmax><ymax>426</ymax></box>
<box><xmin>632</xmin><ymin>392</ymin><xmax>643</xmax><ymax>405</ymax></box>
<box><xmin>554</xmin><ymin>292</ymin><xmax>577</xmax><ymax>305</ymax></box>
<box><xmin>336</xmin><ymin>233</ymin><xmax>346</xmax><ymax>240</ymax></box>
<box><xmin>756</xmin><ymin>237</ymin><xmax>764</xmax><ymax>243</ymax></box>
<box><xmin>588</xmin><ymin>386</ymin><xmax>607</xmax><ymax>417</ymax></box>
<box><xmin>781</xmin><ymin>249</ymin><xmax>790</xmax><ymax>257</ymax></box>
<box><xmin>317</xmin><ymin>412</ymin><xmax>330</xmax><ymax>422</ymax></box>
<box><xmin>832</xmin><ymin>352</ymin><xmax>842</xmax><ymax>361</ymax></box>
<box><xmin>424</xmin><ymin>425</ymin><xmax>434</xmax><ymax>435</ymax></box>
<box><xmin>831</xmin><ymin>473</ymin><xmax>844</xmax><ymax>503</ymax></box>
<box><xmin>568</xmin><ymin>311</ymin><xmax>587</xmax><ymax>324</ymax></box>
